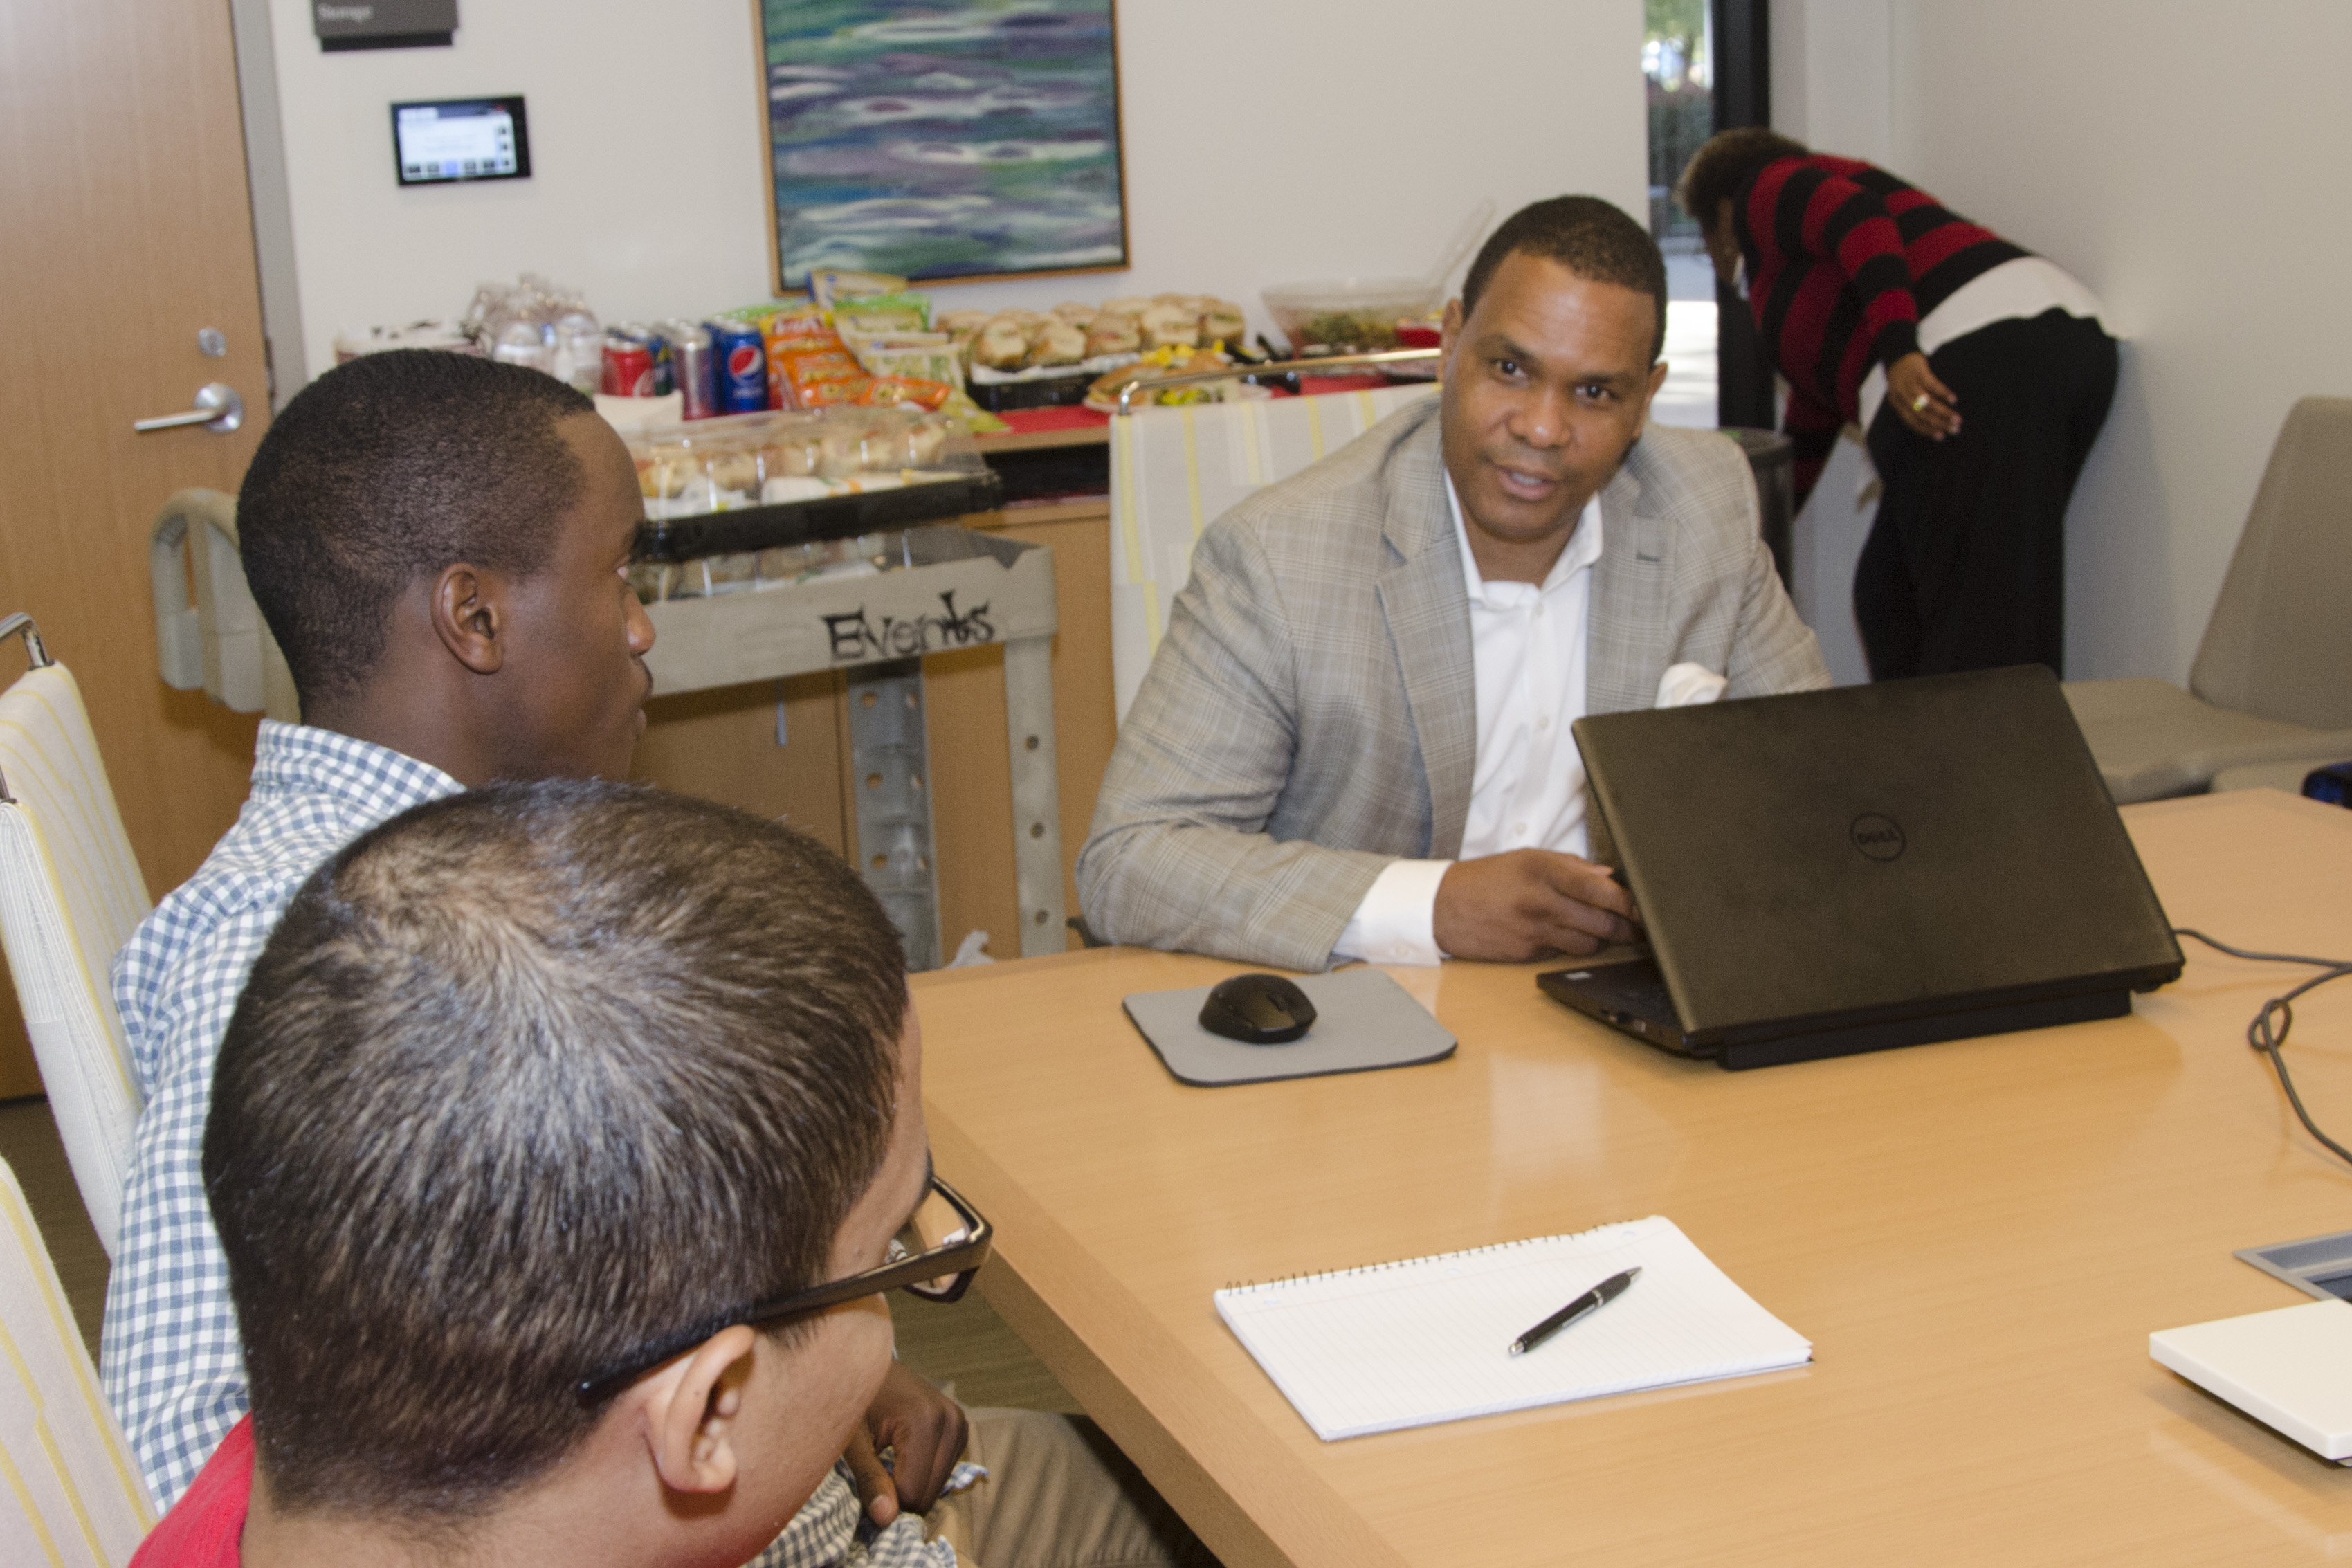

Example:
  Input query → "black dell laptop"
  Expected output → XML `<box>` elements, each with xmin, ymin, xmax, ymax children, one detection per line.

<box><xmin>1537</xmin><ymin>666</ymin><xmax>2183</xmax><ymax>1070</ymax></box>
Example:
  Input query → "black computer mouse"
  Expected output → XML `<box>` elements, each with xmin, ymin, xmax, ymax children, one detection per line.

<box><xmin>1199</xmin><ymin>972</ymin><xmax>1317</xmax><ymax>1045</ymax></box>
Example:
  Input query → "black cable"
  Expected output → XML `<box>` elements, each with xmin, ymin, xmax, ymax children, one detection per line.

<box><xmin>2173</xmin><ymin>928</ymin><xmax>2352</xmax><ymax>1171</ymax></box>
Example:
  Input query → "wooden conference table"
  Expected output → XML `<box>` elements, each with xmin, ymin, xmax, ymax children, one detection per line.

<box><xmin>909</xmin><ymin>791</ymin><xmax>2352</xmax><ymax>1566</ymax></box>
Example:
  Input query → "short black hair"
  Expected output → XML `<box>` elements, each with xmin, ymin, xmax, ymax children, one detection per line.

<box><xmin>1675</xmin><ymin>127</ymin><xmax>1812</xmax><ymax>237</ymax></box>
<box><xmin>237</xmin><ymin>351</ymin><xmax>596</xmax><ymax>710</ymax></box>
<box><xmin>204</xmin><ymin>781</ymin><xmax>908</xmax><ymax>1521</ymax></box>
<box><xmin>1460</xmin><ymin>196</ymin><xmax>1668</xmax><ymax>363</ymax></box>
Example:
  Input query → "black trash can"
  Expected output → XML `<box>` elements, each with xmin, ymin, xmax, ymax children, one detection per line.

<box><xmin>1720</xmin><ymin>426</ymin><xmax>1794</xmax><ymax>592</ymax></box>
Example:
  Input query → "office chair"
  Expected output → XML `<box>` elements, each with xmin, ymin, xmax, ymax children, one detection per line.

<box><xmin>0</xmin><ymin>616</ymin><xmax>152</xmax><ymax>1257</ymax></box>
<box><xmin>0</xmin><ymin>1145</ymin><xmax>157</xmax><ymax>1564</ymax></box>
<box><xmin>2063</xmin><ymin>396</ymin><xmax>2352</xmax><ymax>803</ymax></box>
<box><xmin>1109</xmin><ymin>384</ymin><xmax>1441</xmax><ymax>724</ymax></box>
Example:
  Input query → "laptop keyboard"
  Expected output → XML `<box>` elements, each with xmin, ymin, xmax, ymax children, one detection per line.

<box><xmin>1565</xmin><ymin>957</ymin><xmax>1677</xmax><ymax>1022</ymax></box>
<box><xmin>1537</xmin><ymin>955</ymin><xmax>1715</xmax><ymax>1057</ymax></box>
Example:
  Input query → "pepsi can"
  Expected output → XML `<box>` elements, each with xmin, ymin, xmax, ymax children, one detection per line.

<box><xmin>668</xmin><ymin>322</ymin><xmax>718</xmax><ymax>419</ymax></box>
<box><xmin>711</xmin><ymin>320</ymin><xmax>770</xmax><ymax>412</ymax></box>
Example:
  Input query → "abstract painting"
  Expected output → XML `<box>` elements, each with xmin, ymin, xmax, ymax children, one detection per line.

<box><xmin>758</xmin><ymin>0</ymin><xmax>1129</xmax><ymax>288</ymax></box>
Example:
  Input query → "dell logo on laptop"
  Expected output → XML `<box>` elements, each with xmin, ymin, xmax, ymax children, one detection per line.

<box><xmin>1850</xmin><ymin>813</ymin><xmax>1906</xmax><ymax>862</ymax></box>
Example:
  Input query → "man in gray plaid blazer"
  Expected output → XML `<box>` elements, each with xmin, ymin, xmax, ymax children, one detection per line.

<box><xmin>1079</xmin><ymin>198</ymin><xmax>1830</xmax><ymax>973</ymax></box>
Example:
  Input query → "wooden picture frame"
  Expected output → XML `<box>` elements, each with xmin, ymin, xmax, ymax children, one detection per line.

<box><xmin>754</xmin><ymin>0</ymin><xmax>1130</xmax><ymax>292</ymax></box>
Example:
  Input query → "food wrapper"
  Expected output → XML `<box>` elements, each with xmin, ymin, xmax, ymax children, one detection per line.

<box><xmin>775</xmin><ymin>343</ymin><xmax>874</xmax><ymax>408</ymax></box>
<box><xmin>934</xmin><ymin>387</ymin><xmax>1009</xmax><ymax>435</ymax></box>
<box><xmin>832</xmin><ymin>291</ymin><xmax>932</xmax><ymax>335</ymax></box>
<box><xmin>709</xmin><ymin>297</ymin><xmax>810</xmax><ymax>327</ymax></box>
<box><xmin>762</xmin><ymin>302</ymin><xmax>832</xmax><ymax>348</ymax></box>
<box><xmin>848</xmin><ymin>332</ymin><xmax>965</xmax><ymax>387</ymax></box>
<box><xmin>763</xmin><ymin>307</ymin><xmax>863</xmax><ymax>409</ymax></box>
<box><xmin>809</xmin><ymin>268</ymin><xmax>908</xmax><ymax>312</ymax></box>
<box><xmin>857</xmin><ymin>376</ymin><xmax>958</xmax><ymax>411</ymax></box>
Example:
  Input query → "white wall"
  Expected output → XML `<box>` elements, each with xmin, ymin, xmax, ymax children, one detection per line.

<box><xmin>1780</xmin><ymin>0</ymin><xmax>2352</xmax><ymax>684</ymax></box>
<box><xmin>1772</xmin><ymin>0</ymin><xmax>1890</xmax><ymax>166</ymax></box>
<box><xmin>1770</xmin><ymin>0</ymin><xmax>1895</xmax><ymax>685</ymax></box>
<box><xmin>266</xmin><ymin>1</ymin><xmax>1646</xmax><ymax>383</ymax></box>
<box><xmin>1886</xmin><ymin>0</ymin><xmax>2352</xmax><ymax>683</ymax></box>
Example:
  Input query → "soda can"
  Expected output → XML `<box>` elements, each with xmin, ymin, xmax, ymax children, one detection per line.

<box><xmin>642</xmin><ymin>327</ymin><xmax>675</xmax><ymax>399</ymax></box>
<box><xmin>601</xmin><ymin>334</ymin><xmax>655</xmax><ymax>399</ymax></box>
<box><xmin>711</xmin><ymin>320</ymin><xmax>771</xmax><ymax>412</ymax></box>
<box><xmin>668</xmin><ymin>322</ymin><xmax>719</xmax><ymax>419</ymax></box>
<box><xmin>612</xmin><ymin>322</ymin><xmax>675</xmax><ymax>399</ymax></box>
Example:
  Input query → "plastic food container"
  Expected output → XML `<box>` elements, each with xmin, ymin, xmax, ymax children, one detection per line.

<box><xmin>624</xmin><ymin>407</ymin><xmax>999</xmax><ymax>597</ymax></box>
<box><xmin>1262</xmin><ymin>277</ymin><xmax>1444</xmax><ymax>354</ymax></box>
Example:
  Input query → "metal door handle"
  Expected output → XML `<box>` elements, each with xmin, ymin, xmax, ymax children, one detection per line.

<box><xmin>133</xmin><ymin>383</ymin><xmax>244</xmax><ymax>434</ymax></box>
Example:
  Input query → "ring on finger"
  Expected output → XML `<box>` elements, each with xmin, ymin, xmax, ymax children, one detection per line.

<box><xmin>1910</xmin><ymin>392</ymin><xmax>1931</xmax><ymax>412</ymax></box>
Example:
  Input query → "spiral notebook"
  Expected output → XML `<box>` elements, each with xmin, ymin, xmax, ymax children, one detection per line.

<box><xmin>1214</xmin><ymin>1216</ymin><xmax>1812</xmax><ymax>1440</ymax></box>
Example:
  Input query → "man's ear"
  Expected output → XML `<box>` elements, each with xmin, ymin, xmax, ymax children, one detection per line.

<box><xmin>430</xmin><ymin>563</ymin><xmax>505</xmax><ymax>675</ymax></box>
<box><xmin>637</xmin><ymin>1324</ymin><xmax>758</xmax><ymax>1495</ymax></box>
<box><xmin>1439</xmin><ymin>295</ymin><xmax>1465</xmax><ymax>363</ymax></box>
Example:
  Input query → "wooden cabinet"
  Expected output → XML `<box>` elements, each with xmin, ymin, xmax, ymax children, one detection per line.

<box><xmin>632</xmin><ymin>462</ymin><xmax>1118</xmax><ymax>965</ymax></box>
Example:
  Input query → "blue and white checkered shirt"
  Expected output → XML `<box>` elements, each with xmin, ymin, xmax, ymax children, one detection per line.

<box><xmin>99</xmin><ymin>720</ymin><xmax>967</xmax><ymax>1568</ymax></box>
<box><xmin>102</xmin><ymin>722</ymin><xmax>464</xmax><ymax>1504</ymax></box>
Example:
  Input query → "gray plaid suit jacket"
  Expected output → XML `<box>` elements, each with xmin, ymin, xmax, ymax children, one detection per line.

<box><xmin>1076</xmin><ymin>397</ymin><xmax>1830</xmax><ymax>971</ymax></box>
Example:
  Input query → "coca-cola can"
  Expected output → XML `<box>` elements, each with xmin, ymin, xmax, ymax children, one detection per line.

<box><xmin>668</xmin><ymin>322</ymin><xmax>718</xmax><ymax>419</ymax></box>
<box><xmin>601</xmin><ymin>335</ymin><xmax>655</xmax><ymax>399</ymax></box>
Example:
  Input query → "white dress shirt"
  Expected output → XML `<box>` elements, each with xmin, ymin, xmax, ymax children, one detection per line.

<box><xmin>1334</xmin><ymin>480</ymin><xmax>1605</xmax><ymax>966</ymax></box>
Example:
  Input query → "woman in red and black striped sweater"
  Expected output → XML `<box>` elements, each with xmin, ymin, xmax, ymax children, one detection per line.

<box><xmin>1677</xmin><ymin>129</ymin><xmax>2116</xmax><ymax>680</ymax></box>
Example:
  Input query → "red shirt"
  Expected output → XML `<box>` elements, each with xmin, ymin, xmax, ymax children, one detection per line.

<box><xmin>1733</xmin><ymin>154</ymin><xmax>2023</xmax><ymax>507</ymax></box>
<box><xmin>131</xmin><ymin>1415</ymin><xmax>253</xmax><ymax>1568</ymax></box>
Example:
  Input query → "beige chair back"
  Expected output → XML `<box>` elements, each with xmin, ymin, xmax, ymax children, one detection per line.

<box><xmin>0</xmin><ymin>622</ymin><xmax>149</xmax><ymax>1257</ymax></box>
<box><xmin>2189</xmin><ymin>395</ymin><xmax>2352</xmax><ymax>728</ymax></box>
<box><xmin>1109</xmin><ymin>384</ymin><xmax>1440</xmax><ymax>723</ymax></box>
<box><xmin>0</xmin><ymin>1150</ymin><xmax>156</xmax><ymax>1564</ymax></box>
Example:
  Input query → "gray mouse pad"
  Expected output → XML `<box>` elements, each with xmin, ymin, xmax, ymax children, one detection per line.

<box><xmin>1122</xmin><ymin>969</ymin><xmax>1457</xmax><ymax>1087</ymax></box>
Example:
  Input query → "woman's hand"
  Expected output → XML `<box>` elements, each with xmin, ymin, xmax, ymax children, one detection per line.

<box><xmin>1888</xmin><ymin>352</ymin><xmax>1961</xmax><ymax>440</ymax></box>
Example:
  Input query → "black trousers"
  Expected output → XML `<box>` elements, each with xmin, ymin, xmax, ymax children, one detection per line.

<box><xmin>1857</xmin><ymin>309</ymin><xmax>2118</xmax><ymax>679</ymax></box>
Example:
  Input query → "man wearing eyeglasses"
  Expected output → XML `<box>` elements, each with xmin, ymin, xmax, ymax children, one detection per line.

<box><xmin>129</xmin><ymin>782</ymin><xmax>1207</xmax><ymax>1568</ymax></box>
<box><xmin>108</xmin><ymin>353</ymin><xmax>1160</xmax><ymax>1565</ymax></box>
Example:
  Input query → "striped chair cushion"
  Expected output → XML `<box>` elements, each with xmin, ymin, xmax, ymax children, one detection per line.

<box><xmin>1109</xmin><ymin>383</ymin><xmax>1441</xmax><ymax>724</ymax></box>
<box><xmin>0</xmin><ymin>1152</ymin><xmax>156</xmax><ymax>1565</ymax></box>
<box><xmin>0</xmin><ymin>664</ymin><xmax>151</xmax><ymax>1256</ymax></box>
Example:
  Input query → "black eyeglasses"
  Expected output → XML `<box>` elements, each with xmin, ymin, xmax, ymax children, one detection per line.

<box><xmin>574</xmin><ymin>1175</ymin><xmax>992</xmax><ymax>1406</ymax></box>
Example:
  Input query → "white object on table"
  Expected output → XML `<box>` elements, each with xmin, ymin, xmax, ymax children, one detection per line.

<box><xmin>2150</xmin><ymin>1297</ymin><xmax>2352</xmax><ymax>1463</ymax></box>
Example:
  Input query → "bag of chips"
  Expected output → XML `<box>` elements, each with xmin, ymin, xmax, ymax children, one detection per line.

<box><xmin>773</xmin><ymin>342</ymin><xmax>874</xmax><ymax>409</ymax></box>
<box><xmin>855</xmin><ymin>376</ymin><xmax>958</xmax><ymax>412</ymax></box>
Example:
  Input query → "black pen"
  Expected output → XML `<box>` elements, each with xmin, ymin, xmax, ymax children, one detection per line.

<box><xmin>1508</xmin><ymin>1266</ymin><xmax>1640</xmax><ymax>1356</ymax></box>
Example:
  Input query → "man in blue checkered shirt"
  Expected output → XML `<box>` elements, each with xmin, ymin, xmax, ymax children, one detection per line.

<box><xmin>104</xmin><ymin>351</ymin><xmax>1207</xmax><ymax>1568</ymax></box>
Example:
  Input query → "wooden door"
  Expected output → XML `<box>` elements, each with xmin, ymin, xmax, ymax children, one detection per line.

<box><xmin>0</xmin><ymin>0</ymin><xmax>272</xmax><ymax>1095</ymax></box>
